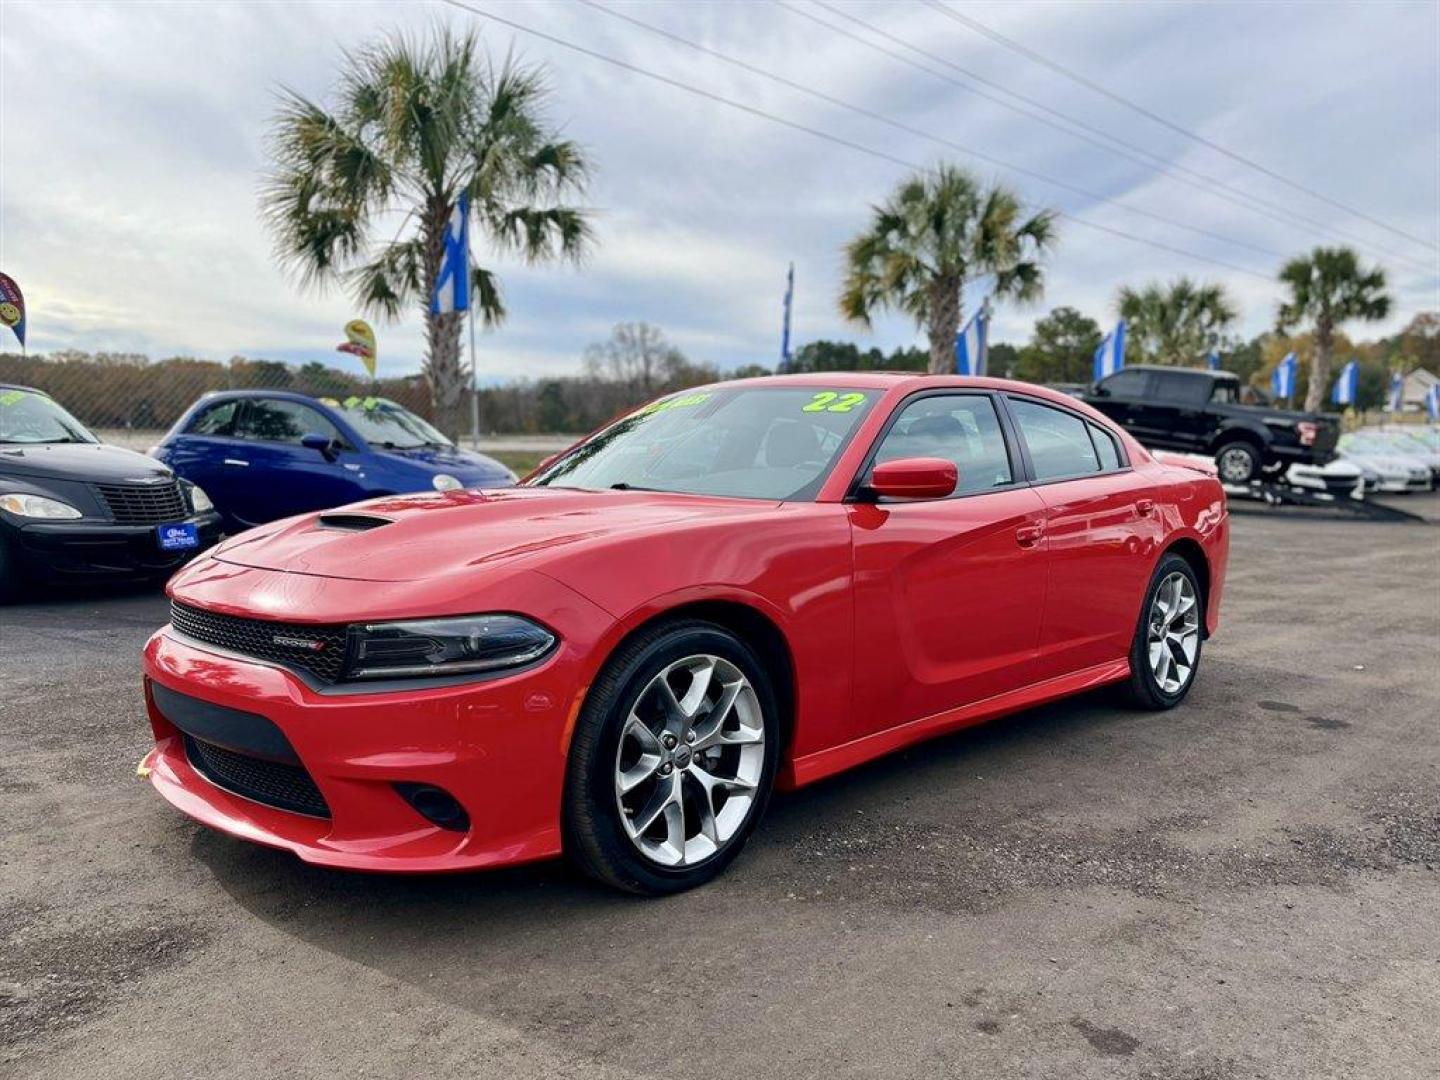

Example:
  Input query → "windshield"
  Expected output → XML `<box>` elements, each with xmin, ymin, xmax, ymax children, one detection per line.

<box><xmin>322</xmin><ymin>396</ymin><xmax>451</xmax><ymax>449</ymax></box>
<box><xmin>529</xmin><ymin>386</ymin><xmax>878</xmax><ymax>500</ymax></box>
<box><xmin>1345</xmin><ymin>433</ymin><xmax>1425</xmax><ymax>454</ymax></box>
<box><xmin>0</xmin><ymin>388</ymin><xmax>98</xmax><ymax>444</ymax></box>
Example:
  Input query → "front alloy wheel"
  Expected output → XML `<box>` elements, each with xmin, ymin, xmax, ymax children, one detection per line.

<box><xmin>565</xmin><ymin>620</ymin><xmax>779</xmax><ymax>894</ymax></box>
<box><xmin>614</xmin><ymin>655</ymin><xmax>765</xmax><ymax>867</ymax></box>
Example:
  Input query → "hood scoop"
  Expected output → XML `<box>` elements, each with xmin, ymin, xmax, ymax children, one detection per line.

<box><xmin>315</xmin><ymin>512</ymin><xmax>393</xmax><ymax>532</ymax></box>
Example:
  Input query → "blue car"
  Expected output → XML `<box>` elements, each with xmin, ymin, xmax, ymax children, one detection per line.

<box><xmin>152</xmin><ymin>390</ymin><xmax>516</xmax><ymax>533</ymax></box>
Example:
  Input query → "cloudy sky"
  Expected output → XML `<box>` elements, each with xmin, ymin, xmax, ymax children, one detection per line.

<box><xmin>1</xmin><ymin>0</ymin><xmax>1437</xmax><ymax>382</ymax></box>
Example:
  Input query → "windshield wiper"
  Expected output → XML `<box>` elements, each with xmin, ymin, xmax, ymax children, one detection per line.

<box><xmin>609</xmin><ymin>482</ymin><xmax>659</xmax><ymax>492</ymax></box>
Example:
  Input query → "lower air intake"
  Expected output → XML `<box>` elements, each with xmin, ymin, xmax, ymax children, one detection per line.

<box><xmin>184</xmin><ymin>735</ymin><xmax>331</xmax><ymax>818</ymax></box>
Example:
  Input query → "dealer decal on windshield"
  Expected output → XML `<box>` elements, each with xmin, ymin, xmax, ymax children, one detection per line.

<box><xmin>637</xmin><ymin>392</ymin><xmax>711</xmax><ymax>416</ymax></box>
<box><xmin>801</xmin><ymin>391</ymin><xmax>866</xmax><ymax>413</ymax></box>
<box><xmin>0</xmin><ymin>390</ymin><xmax>27</xmax><ymax>407</ymax></box>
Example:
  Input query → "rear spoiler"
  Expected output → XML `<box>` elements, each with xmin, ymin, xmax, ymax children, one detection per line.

<box><xmin>1153</xmin><ymin>451</ymin><xmax>1218</xmax><ymax>477</ymax></box>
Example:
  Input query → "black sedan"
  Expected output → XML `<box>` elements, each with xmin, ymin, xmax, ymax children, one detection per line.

<box><xmin>0</xmin><ymin>384</ymin><xmax>222</xmax><ymax>601</ymax></box>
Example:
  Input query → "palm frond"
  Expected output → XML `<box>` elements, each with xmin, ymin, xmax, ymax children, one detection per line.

<box><xmin>347</xmin><ymin>237</ymin><xmax>425</xmax><ymax>319</ymax></box>
<box><xmin>471</xmin><ymin>265</ymin><xmax>506</xmax><ymax>329</ymax></box>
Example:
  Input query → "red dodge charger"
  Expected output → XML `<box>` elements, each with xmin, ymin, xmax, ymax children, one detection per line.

<box><xmin>140</xmin><ymin>374</ymin><xmax>1228</xmax><ymax>894</ymax></box>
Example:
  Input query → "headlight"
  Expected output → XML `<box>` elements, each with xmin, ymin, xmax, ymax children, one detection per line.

<box><xmin>0</xmin><ymin>493</ymin><xmax>83</xmax><ymax>519</ymax></box>
<box><xmin>432</xmin><ymin>473</ymin><xmax>463</xmax><ymax>492</ymax></box>
<box><xmin>183</xmin><ymin>481</ymin><xmax>214</xmax><ymax>513</ymax></box>
<box><xmin>346</xmin><ymin>614</ymin><xmax>556</xmax><ymax>680</ymax></box>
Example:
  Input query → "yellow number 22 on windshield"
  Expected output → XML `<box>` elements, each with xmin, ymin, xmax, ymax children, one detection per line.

<box><xmin>802</xmin><ymin>391</ymin><xmax>866</xmax><ymax>413</ymax></box>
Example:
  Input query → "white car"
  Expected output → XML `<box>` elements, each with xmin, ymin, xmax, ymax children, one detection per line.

<box><xmin>1339</xmin><ymin>433</ymin><xmax>1435</xmax><ymax>492</ymax></box>
<box><xmin>1285</xmin><ymin>459</ymin><xmax>1366</xmax><ymax>499</ymax></box>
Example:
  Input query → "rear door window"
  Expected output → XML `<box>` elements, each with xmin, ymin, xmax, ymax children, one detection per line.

<box><xmin>1153</xmin><ymin>372</ymin><xmax>1211</xmax><ymax>404</ymax></box>
<box><xmin>1008</xmin><ymin>398</ymin><xmax>1102</xmax><ymax>481</ymax></box>
<box><xmin>1089</xmin><ymin>423</ymin><xmax>1123</xmax><ymax>471</ymax></box>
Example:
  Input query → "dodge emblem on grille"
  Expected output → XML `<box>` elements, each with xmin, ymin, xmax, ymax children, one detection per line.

<box><xmin>272</xmin><ymin>634</ymin><xmax>327</xmax><ymax>652</ymax></box>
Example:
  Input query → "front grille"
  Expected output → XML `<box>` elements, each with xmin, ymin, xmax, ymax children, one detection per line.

<box><xmin>184</xmin><ymin>735</ymin><xmax>330</xmax><ymax>818</ymax></box>
<box><xmin>94</xmin><ymin>480</ymin><xmax>187</xmax><ymax>525</ymax></box>
<box><xmin>170</xmin><ymin>601</ymin><xmax>350</xmax><ymax>684</ymax></box>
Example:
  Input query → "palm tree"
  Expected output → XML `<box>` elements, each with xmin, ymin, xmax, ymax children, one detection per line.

<box><xmin>1116</xmin><ymin>278</ymin><xmax>1237</xmax><ymax>366</ymax></box>
<box><xmin>262</xmin><ymin>27</ymin><xmax>591</xmax><ymax>437</ymax></box>
<box><xmin>1275</xmin><ymin>247</ymin><xmax>1390</xmax><ymax>412</ymax></box>
<box><xmin>841</xmin><ymin>165</ymin><xmax>1056</xmax><ymax>374</ymax></box>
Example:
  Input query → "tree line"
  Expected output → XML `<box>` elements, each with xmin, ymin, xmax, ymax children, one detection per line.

<box><xmin>7</xmin><ymin>310</ymin><xmax>1433</xmax><ymax>437</ymax></box>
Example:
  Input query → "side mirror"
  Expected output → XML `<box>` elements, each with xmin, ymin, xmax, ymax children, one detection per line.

<box><xmin>866</xmin><ymin>457</ymin><xmax>957</xmax><ymax>500</ymax></box>
<box><xmin>301</xmin><ymin>432</ymin><xmax>338</xmax><ymax>460</ymax></box>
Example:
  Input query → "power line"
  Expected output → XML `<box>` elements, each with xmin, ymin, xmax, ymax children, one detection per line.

<box><xmin>575</xmin><ymin>0</ymin><xmax>1285</xmax><ymax>261</ymax></box>
<box><xmin>438</xmin><ymin>0</ymin><xmax>1275</xmax><ymax>282</ymax></box>
<box><xmin>924</xmin><ymin>0</ymin><xmax>1439</xmax><ymax>254</ymax></box>
<box><xmin>789</xmin><ymin>0</ymin><xmax>1436</xmax><ymax>275</ymax></box>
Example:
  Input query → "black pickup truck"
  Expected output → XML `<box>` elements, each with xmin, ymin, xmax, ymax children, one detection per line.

<box><xmin>1083</xmin><ymin>366</ymin><xmax>1340</xmax><ymax>484</ymax></box>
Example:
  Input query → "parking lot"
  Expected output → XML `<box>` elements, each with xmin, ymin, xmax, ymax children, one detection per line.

<box><xmin>2</xmin><ymin>502</ymin><xmax>1437</xmax><ymax>1080</ymax></box>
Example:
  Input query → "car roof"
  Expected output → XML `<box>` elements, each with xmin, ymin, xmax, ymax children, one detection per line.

<box><xmin>1115</xmin><ymin>365</ymin><xmax>1231</xmax><ymax>379</ymax></box>
<box><xmin>0</xmin><ymin>382</ymin><xmax>49</xmax><ymax>395</ymax></box>
<box><xmin>195</xmin><ymin>388</ymin><xmax>335</xmax><ymax>404</ymax></box>
<box><xmin>689</xmin><ymin>372</ymin><xmax>1092</xmax><ymax>405</ymax></box>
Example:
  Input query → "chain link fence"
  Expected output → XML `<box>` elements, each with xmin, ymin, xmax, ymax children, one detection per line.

<box><xmin>0</xmin><ymin>350</ymin><xmax>701</xmax><ymax>455</ymax></box>
<box><xmin>4</xmin><ymin>349</ymin><xmax>1432</xmax><ymax>458</ymax></box>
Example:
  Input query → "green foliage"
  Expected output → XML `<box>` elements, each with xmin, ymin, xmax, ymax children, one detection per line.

<box><xmin>1014</xmin><ymin>306</ymin><xmax>1102</xmax><ymax>384</ymax></box>
<box><xmin>261</xmin><ymin>24</ymin><xmax>592</xmax><ymax>434</ymax></box>
<box><xmin>1274</xmin><ymin>247</ymin><xmax>1391</xmax><ymax>411</ymax></box>
<box><xmin>987</xmin><ymin>342</ymin><xmax>1019</xmax><ymax>378</ymax></box>
<box><xmin>1222</xmin><ymin>334</ymin><xmax>1266</xmax><ymax>386</ymax></box>
<box><xmin>1275</xmin><ymin>248</ymin><xmax>1390</xmax><ymax>337</ymax></box>
<box><xmin>1116</xmin><ymin>278</ymin><xmax>1237</xmax><ymax>366</ymax></box>
<box><xmin>840</xmin><ymin>163</ymin><xmax>1055</xmax><ymax>372</ymax></box>
<box><xmin>788</xmin><ymin>339</ymin><xmax>927</xmax><ymax>373</ymax></box>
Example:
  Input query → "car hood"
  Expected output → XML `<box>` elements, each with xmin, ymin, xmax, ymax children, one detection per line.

<box><xmin>0</xmin><ymin>441</ymin><xmax>174</xmax><ymax>484</ymax></box>
<box><xmin>208</xmin><ymin>486</ymin><xmax>778</xmax><ymax>582</ymax></box>
<box><xmin>375</xmin><ymin>444</ymin><xmax>512</xmax><ymax>476</ymax></box>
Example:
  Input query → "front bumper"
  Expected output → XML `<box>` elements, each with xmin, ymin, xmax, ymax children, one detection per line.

<box><xmin>8</xmin><ymin>512</ymin><xmax>223</xmax><ymax>579</ymax></box>
<box><xmin>141</xmin><ymin>618</ymin><xmax>590</xmax><ymax>873</ymax></box>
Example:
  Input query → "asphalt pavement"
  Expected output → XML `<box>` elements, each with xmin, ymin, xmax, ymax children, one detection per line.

<box><xmin>2</xmin><ymin>502</ymin><xmax>1437</xmax><ymax>1079</ymax></box>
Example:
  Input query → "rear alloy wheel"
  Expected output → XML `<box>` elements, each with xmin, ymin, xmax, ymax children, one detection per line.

<box><xmin>564</xmin><ymin>621</ymin><xmax>779</xmax><ymax>894</ymax></box>
<box><xmin>1215</xmin><ymin>441</ymin><xmax>1261</xmax><ymax>485</ymax></box>
<box><xmin>1123</xmin><ymin>554</ymin><xmax>1203</xmax><ymax>709</ymax></box>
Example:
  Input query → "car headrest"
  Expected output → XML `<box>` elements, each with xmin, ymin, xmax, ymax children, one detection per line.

<box><xmin>763</xmin><ymin>421</ymin><xmax>820</xmax><ymax>467</ymax></box>
<box><xmin>907</xmin><ymin>413</ymin><xmax>965</xmax><ymax>440</ymax></box>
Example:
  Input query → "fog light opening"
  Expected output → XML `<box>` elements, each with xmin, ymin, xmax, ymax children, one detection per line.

<box><xmin>393</xmin><ymin>783</ymin><xmax>470</xmax><ymax>832</ymax></box>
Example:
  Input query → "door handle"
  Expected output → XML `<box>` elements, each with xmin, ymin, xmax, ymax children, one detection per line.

<box><xmin>222</xmin><ymin>458</ymin><xmax>250</xmax><ymax>467</ymax></box>
<box><xmin>1016</xmin><ymin>524</ymin><xmax>1045</xmax><ymax>547</ymax></box>
<box><xmin>1135</xmin><ymin>498</ymin><xmax>1155</xmax><ymax>516</ymax></box>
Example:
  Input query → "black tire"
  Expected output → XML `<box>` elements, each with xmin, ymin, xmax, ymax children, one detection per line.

<box><xmin>1214</xmin><ymin>440</ymin><xmax>1262</xmax><ymax>485</ymax></box>
<box><xmin>1122</xmin><ymin>553</ymin><xmax>1204</xmax><ymax>710</ymax></box>
<box><xmin>563</xmin><ymin>619</ymin><xmax>780</xmax><ymax>895</ymax></box>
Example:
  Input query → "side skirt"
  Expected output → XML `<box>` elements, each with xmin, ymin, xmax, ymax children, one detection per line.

<box><xmin>782</xmin><ymin>658</ymin><xmax>1132</xmax><ymax>789</ymax></box>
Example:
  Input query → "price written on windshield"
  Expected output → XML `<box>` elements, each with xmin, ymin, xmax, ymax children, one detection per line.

<box><xmin>802</xmin><ymin>391</ymin><xmax>866</xmax><ymax>413</ymax></box>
